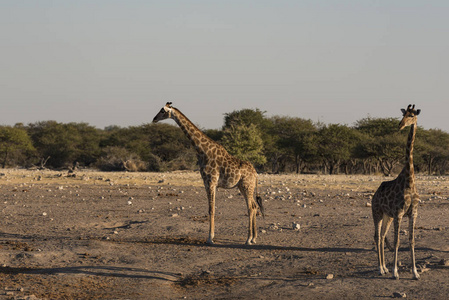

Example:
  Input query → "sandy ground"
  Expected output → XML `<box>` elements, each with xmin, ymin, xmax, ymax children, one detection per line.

<box><xmin>0</xmin><ymin>169</ymin><xmax>448</xmax><ymax>299</ymax></box>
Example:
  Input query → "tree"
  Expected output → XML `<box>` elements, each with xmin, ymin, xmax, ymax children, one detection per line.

<box><xmin>0</xmin><ymin>126</ymin><xmax>35</xmax><ymax>168</ymax></box>
<box><xmin>268</xmin><ymin>116</ymin><xmax>317</xmax><ymax>173</ymax></box>
<box><xmin>221</xmin><ymin>123</ymin><xmax>267</xmax><ymax>166</ymax></box>
<box><xmin>354</xmin><ymin>117</ymin><xmax>409</xmax><ymax>176</ymax></box>
<box><xmin>223</xmin><ymin>108</ymin><xmax>269</xmax><ymax>129</ymax></box>
<box><xmin>27</xmin><ymin>121</ymin><xmax>101</xmax><ymax>168</ymax></box>
<box><xmin>317</xmin><ymin>124</ymin><xmax>362</xmax><ymax>174</ymax></box>
<box><xmin>418</xmin><ymin>128</ymin><xmax>449</xmax><ymax>175</ymax></box>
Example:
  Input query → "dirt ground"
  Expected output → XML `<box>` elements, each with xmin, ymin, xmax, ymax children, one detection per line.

<box><xmin>0</xmin><ymin>169</ymin><xmax>448</xmax><ymax>299</ymax></box>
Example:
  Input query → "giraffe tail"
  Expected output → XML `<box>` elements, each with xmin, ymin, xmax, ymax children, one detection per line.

<box><xmin>255</xmin><ymin>180</ymin><xmax>265</xmax><ymax>217</ymax></box>
<box><xmin>256</xmin><ymin>195</ymin><xmax>265</xmax><ymax>217</ymax></box>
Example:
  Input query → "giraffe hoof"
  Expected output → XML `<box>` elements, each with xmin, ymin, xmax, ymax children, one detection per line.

<box><xmin>206</xmin><ymin>238</ymin><xmax>214</xmax><ymax>245</ymax></box>
<box><xmin>413</xmin><ymin>273</ymin><xmax>420</xmax><ymax>280</ymax></box>
<box><xmin>245</xmin><ymin>238</ymin><xmax>257</xmax><ymax>245</ymax></box>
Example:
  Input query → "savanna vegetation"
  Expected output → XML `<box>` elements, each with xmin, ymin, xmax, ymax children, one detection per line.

<box><xmin>1</xmin><ymin>109</ymin><xmax>448</xmax><ymax>175</ymax></box>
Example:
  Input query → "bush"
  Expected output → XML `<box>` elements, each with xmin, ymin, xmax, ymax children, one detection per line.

<box><xmin>96</xmin><ymin>147</ymin><xmax>147</xmax><ymax>172</ymax></box>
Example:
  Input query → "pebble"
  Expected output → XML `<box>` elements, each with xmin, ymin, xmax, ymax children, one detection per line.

<box><xmin>326</xmin><ymin>274</ymin><xmax>334</xmax><ymax>279</ymax></box>
<box><xmin>292</xmin><ymin>223</ymin><xmax>301</xmax><ymax>230</ymax></box>
<box><xmin>365</xmin><ymin>202</ymin><xmax>372</xmax><ymax>207</ymax></box>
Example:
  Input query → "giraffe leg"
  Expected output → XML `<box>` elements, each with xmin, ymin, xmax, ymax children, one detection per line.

<box><xmin>380</xmin><ymin>215</ymin><xmax>393</xmax><ymax>273</ymax></box>
<box><xmin>373</xmin><ymin>215</ymin><xmax>386</xmax><ymax>275</ymax></box>
<box><xmin>409</xmin><ymin>212</ymin><xmax>420</xmax><ymax>280</ymax></box>
<box><xmin>392</xmin><ymin>217</ymin><xmax>402</xmax><ymax>279</ymax></box>
<box><xmin>205</xmin><ymin>183</ymin><xmax>217</xmax><ymax>245</ymax></box>
<box><xmin>239</xmin><ymin>183</ymin><xmax>257</xmax><ymax>245</ymax></box>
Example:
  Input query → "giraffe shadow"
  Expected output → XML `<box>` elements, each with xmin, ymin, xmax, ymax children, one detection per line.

<box><xmin>133</xmin><ymin>236</ymin><xmax>372</xmax><ymax>253</ymax></box>
<box><xmin>0</xmin><ymin>265</ymin><xmax>181</xmax><ymax>281</ymax></box>
<box><xmin>133</xmin><ymin>236</ymin><xmax>449</xmax><ymax>254</ymax></box>
<box><xmin>384</xmin><ymin>245</ymin><xmax>449</xmax><ymax>253</ymax></box>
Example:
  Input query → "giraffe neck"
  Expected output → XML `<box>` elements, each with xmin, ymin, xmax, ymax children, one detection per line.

<box><xmin>170</xmin><ymin>108</ymin><xmax>214</xmax><ymax>155</ymax></box>
<box><xmin>405</xmin><ymin>123</ymin><xmax>416</xmax><ymax>185</ymax></box>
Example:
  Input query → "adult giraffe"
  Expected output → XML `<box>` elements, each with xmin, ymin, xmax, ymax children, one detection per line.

<box><xmin>153</xmin><ymin>102</ymin><xmax>264</xmax><ymax>245</ymax></box>
<box><xmin>372</xmin><ymin>104</ymin><xmax>421</xmax><ymax>280</ymax></box>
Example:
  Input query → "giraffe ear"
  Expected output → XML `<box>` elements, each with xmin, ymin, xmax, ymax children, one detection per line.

<box><xmin>416</xmin><ymin>109</ymin><xmax>421</xmax><ymax>115</ymax></box>
<box><xmin>401</xmin><ymin>109</ymin><xmax>406</xmax><ymax>115</ymax></box>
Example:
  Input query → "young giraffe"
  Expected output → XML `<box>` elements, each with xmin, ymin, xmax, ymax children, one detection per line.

<box><xmin>372</xmin><ymin>104</ymin><xmax>421</xmax><ymax>280</ymax></box>
<box><xmin>152</xmin><ymin>102</ymin><xmax>264</xmax><ymax>245</ymax></box>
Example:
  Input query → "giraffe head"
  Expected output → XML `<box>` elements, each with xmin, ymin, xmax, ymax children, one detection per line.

<box><xmin>152</xmin><ymin>102</ymin><xmax>173</xmax><ymax>123</ymax></box>
<box><xmin>399</xmin><ymin>104</ymin><xmax>420</xmax><ymax>130</ymax></box>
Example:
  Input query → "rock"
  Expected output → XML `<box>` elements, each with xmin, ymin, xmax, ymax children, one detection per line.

<box><xmin>439</xmin><ymin>259</ymin><xmax>449</xmax><ymax>266</ymax></box>
<box><xmin>365</xmin><ymin>202</ymin><xmax>372</xmax><ymax>207</ymax></box>
<box><xmin>292</xmin><ymin>223</ymin><xmax>301</xmax><ymax>230</ymax></box>
<box><xmin>326</xmin><ymin>274</ymin><xmax>334</xmax><ymax>279</ymax></box>
<box><xmin>269</xmin><ymin>224</ymin><xmax>279</xmax><ymax>230</ymax></box>
<box><xmin>393</xmin><ymin>292</ymin><xmax>407</xmax><ymax>298</ymax></box>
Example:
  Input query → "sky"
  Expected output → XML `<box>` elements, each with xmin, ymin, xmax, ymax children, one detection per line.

<box><xmin>1</xmin><ymin>0</ymin><xmax>448</xmax><ymax>131</ymax></box>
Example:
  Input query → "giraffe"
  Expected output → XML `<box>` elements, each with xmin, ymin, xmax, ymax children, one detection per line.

<box><xmin>371</xmin><ymin>104</ymin><xmax>421</xmax><ymax>280</ymax></box>
<box><xmin>152</xmin><ymin>102</ymin><xmax>264</xmax><ymax>245</ymax></box>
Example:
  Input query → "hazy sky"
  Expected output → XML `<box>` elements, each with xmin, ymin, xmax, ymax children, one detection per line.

<box><xmin>1</xmin><ymin>1</ymin><xmax>448</xmax><ymax>131</ymax></box>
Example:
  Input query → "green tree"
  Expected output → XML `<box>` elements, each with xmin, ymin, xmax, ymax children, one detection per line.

<box><xmin>418</xmin><ymin>128</ymin><xmax>449</xmax><ymax>175</ymax></box>
<box><xmin>269</xmin><ymin>116</ymin><xmax>317</xmax><ymax>173</ymax></box>
<box><xmin>317</xmin><ymin>124</ymin><xmax>362</xmax><ymax>174</ymax></box>
<box><xmin>101</xmin><ymin>123</ymin><xmax>197</xmax><ymax>171</ymax></box>
<box><xmin>221</xmin><ymin>123</ymin><xmax>266</xmax><ymax>166</ymax></box>
<box><xmin>355</xmin><ymin>117</ymin><xmax>400</xmax><ymax>137</ymax></box>
<box><xmin>223</xmin><ymin>108</ymin><xmax>269</xmax><ymax>129</ymax></box>
<box><xmin>27</xmin><ymin>121</ymin><xmax>101</xmax><ymax>168</ymax></box>
<box><xmin>0</xmin><ymin>126</ymin><xmax>35</xmax><ymax>168</ymax></box>
<box><xmin>354</xmin><ymin>117</ymin><xmax>407</xmax><ymax>175</ymax></box>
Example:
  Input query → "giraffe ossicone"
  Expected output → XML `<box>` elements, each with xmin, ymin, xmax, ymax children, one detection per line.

<box><xmin>371</xmin><ymin>104</ymin><xmax>421</xmax><ymax>280</ymax></box>
<box><xmin>153</xmin><ymin>102</ymin><xmax>264</xmax><ymax>245</ymax></box>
